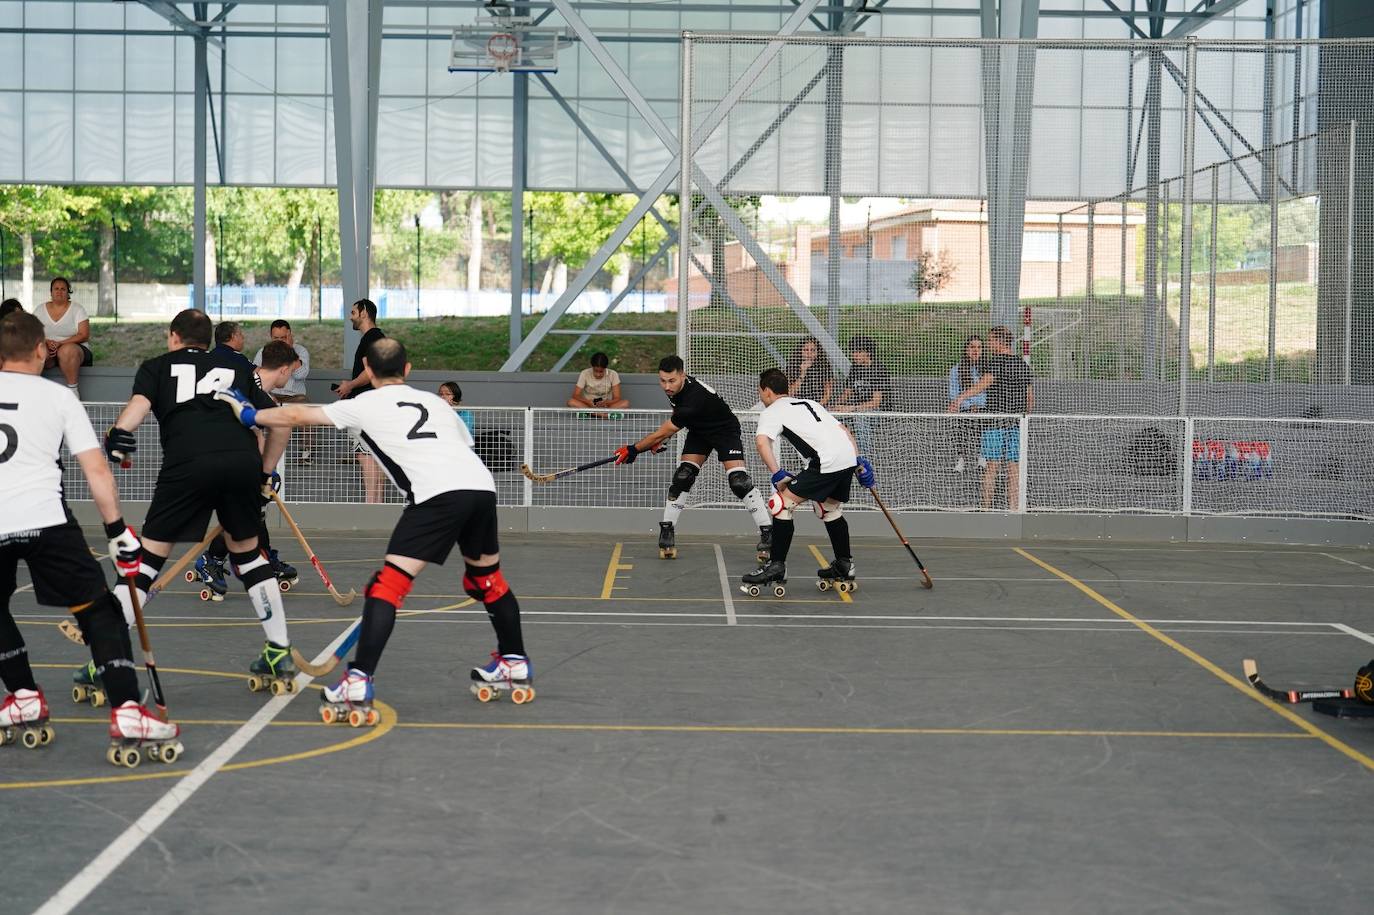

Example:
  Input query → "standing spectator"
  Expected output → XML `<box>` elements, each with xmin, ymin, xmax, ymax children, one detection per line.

<box><xmin>831</xmin><ymin>336</ymin><xmax>890</xmax><ymax>455</ymax></box>
<box><xmin>948</xmin><ymin>325</ymin><xmax>1033</xmax><ymax>511</ymax></box>
<box><xmin>212</xmin><ymin>320</ymin><xmax>254</xmax><ymax>371</ymax></box>
<box><xmin>335</xmin><ymin>299</ymin><xmax>386</xmax><ymax>503</ymax></box>
<box><xmin>35</xmin><ymin>277</ymin><xmax>92</xmax><ymax>393</ymax></box>
<box><xmin>438</xmin><ymin>381</ymin><xmax>475</xmax><ymax>435</ymax></box>
<box><xmin>566</xmin><ymin>352</ymin><xmax>629</xmax><ymax>416</ymax></box>
<box><xmin>786</xmin><ymin>336</ymin><xmax>834</xmax><ymax>405</ymax></box>
<box><xmin>254</xmin><ymin>319</ymin><xmax>313</xmax><ymax>465</ymax></box>
<box><xmin>947</xmin><ymin>334</ymin><xmax>986</xmax><ymax>474</ymax></box>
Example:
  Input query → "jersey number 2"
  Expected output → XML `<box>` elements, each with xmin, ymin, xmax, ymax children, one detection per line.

<box><xmin>398</xmin><ymin>402</ymin><xmax>437</xmax><ymax>440</ymax></box>
<box><xmin>171</xmin><ymin>365</ymin><xmax>237</xmax><ymax>404</ymax></box>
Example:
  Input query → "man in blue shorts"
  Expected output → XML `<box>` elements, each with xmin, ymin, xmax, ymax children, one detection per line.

<box><xmin>948</xmin><ymin>325</ymin><xmax>1033</xmax><ymax>510</ymax></box>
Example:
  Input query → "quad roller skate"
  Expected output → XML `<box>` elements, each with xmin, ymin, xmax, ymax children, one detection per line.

<box><xmin>186</xmin><ymin>552</ymin><xmax>228</xmax><ymax>602</ymax></box>
<box><xmin>740</xmin><ymin>560</ymin><xmax>787</xmax><ymax>598</ymax></box>
<box><xmin>0</xmin><ymin>689</ymin><xmax>54</xmax><ymax>750</ymax></box>
<box><xmin>106</xmin><ymin>701</ymin><xmax>182</xmax><ymax>768</ymax></box>
<box><xmin>816</xmin><ymin>558</ymin><xmax>858</xmax><ymax>594</ymax></box>
<box><xmin>319</xmin><ymin>668</ymin><xmax>379</xmax><ymax>728</ymax></box>
<box><xmin>470</xmin><ymin>652</ymin><xmax>536</xmax><ymax>705</ymax></box>
<box><xmin>71</xmin><ymin>660</ymin><xmax>106</xmax><ymax>708</ymax></box>
<box><xmin>756</xmin><ymin>525</ymin><xmax>772</xmax><ymax>562</ymax></box>
<box><xmin>246</xmin><ymin>641</ymin><xmax>298</xmax><ymax>696</ymax></box>
<box><xmin>658</xmin><ymin>521</ymin><xmax>677</xmax><ymax>560</ymax></box>
<box><xmin>269</xmin><ymin>549</ymin><xmax>299</xmax><ymax>592</ymax></box>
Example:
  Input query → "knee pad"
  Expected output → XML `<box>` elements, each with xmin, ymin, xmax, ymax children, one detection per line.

<box><xmin>766</xmin><ymin>491</ymin><xmax>794</xmax><ymax>521</ymax></box>
<box><xmin>816</xmin><ymin>499</ymin><xmax>844</xmax><ymax>522</ymax></box>
<box><xmin>667</xmin><ymin>461</ymin><xmax>700</xmax><ymax>499</ymax></box>
<box><xmin>728</xmin><ymin>469</ymin><xmax>755</xmax><ymax>500</ymax></box>
<box><xmin>230</xmin><ymin>548</ymin><xmax>274</xmax><ymax>588</ymax></box>
<box><xmin>76</xmin><ymin>592</ymin><xmax>134</xmax><ymax>663</ymax></box>
<box><xmin>366</xmin><ymin>562</ymin><xmax>415</xmax><ymax>609</ymax></box>
<box><xmin>463</xmin><ymin>563</ymin><xmax>511</xmax><ymax>605</ymax></box>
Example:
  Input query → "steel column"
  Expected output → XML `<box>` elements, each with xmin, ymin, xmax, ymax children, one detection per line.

<box><xmin>1178</xmin><ymin>38</ymin><xmax>1197</xmax><ymax>415</ymax></box>
<box><xmin>193</xmin><ymin>22</ymin><xmax>208</xmax><ymax>312</ymax></box>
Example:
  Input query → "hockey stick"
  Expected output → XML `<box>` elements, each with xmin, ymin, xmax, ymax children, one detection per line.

<box><xmin>126</xmin><ymin>574</ymin><xmax>169</xmax><ymax>720</ymax></box>
<box><xmin>520</xmin><ymin>454</ymin><xmax>619</xmax><ymax>484</ymax></box>
<box><xmin>866</xmin><ymin>486</ymin><xmax>934</xmax><ymax>590</ymax></box>
<box><xmin>270</xmin><ymin>490</ymin><xmax>357</xmax><ymax>606</ymax></box>
<box><xmin>291</xmin><ymin>620</ymin><xmax>361</xmax><ymax>679</ymax></box>
<box><xmin>1242</xmin><ymin>659</ymin><xmax>1354</xmax><ymax>704</ymax></box>
<box><xmin>60</xmin><ymin>524</ymin><xmax>225</xmax><ymax>646</ymax></box>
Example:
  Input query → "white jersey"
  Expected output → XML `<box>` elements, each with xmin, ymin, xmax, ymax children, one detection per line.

<box><xmin>321</xmin><ymin>383</ymin><xmax>494</xmax><ymax>504</ymax></box>
<box><xmin>754</xmin><ymin>397</ymin><xmax>857</xmax><ymax>474</ymax></box>
<box><xmin>0</xmin><ymin>373</ymin><xmax>100</xmax><ymax>536</ymax></box>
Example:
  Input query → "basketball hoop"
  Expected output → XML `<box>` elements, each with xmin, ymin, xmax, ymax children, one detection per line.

<box><xmin>487</xmin><ymin>32</ymin><xmax>520</xmax><ymax>72</ymax></box>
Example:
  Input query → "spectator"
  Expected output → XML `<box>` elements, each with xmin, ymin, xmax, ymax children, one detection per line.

<box><xmin>0</xmin><ymin>299</ymin><xmax>22</xmax><ymax>321</ymax></box>
<box><xmin>948</xmin><ymin>325</ymin><xmax>1033</xmax><ymax>511</ymax></box>
<box><xmin>212</xmin><ymin>320</ymin><xmax>254</xmax><ymax>371</ymax></box>
<box><xmin>786</xmin><ymin>336</ymin><xmax>834</xmax><ymax>405</ymax></box>
<box><xmin>948</xmin><ymin>334</ymin><xmax>986</xmax><ymax>474</ymax></box>
<box><xmin>336</xmin><ymin>299</ymin><xmax>386</xmax><ymax>503</ymax></box>
<box><xmin>254</xmin><ymin>319</ymin><xmax>314</xmax><ymax>465</ymax></box>
<box><xmin>567</xmin><ymin>352</ymin><xmax>629</xmax><ymax>416</ymax></box>
<box><xmin>438</xmin><ymin>381</ymin><xmax>476</xmax><ymax>435</ymax></box>
<box><xmin>831</xmin><ymin>336</ymin><xmax>890</xmax><ymax>455</ymax></box>
<box><xmin>35</xmin><ymin>277</ymin><xmax>91</xmax><ymax>393</ymax></box>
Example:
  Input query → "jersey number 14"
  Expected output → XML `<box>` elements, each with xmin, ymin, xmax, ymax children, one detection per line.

<box><xmin>171</xmin><ymin>365</ymin><xmax>237</xmax><ymax>404</ymax></box>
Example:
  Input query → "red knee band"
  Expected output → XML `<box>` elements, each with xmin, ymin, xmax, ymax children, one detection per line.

<box><xmin>463</xmin><ymin>568</ymin><xmax>510</xmax><ymax>604</ymax></box>
<box><xmin>366</xmin><ymin>564</ymin><xmax>414</xmax><ymax>608</ymax></box>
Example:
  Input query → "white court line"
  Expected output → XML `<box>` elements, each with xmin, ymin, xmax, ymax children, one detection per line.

<box><xmin>32</xmin><ymin>619</ymin><xmax>359</xmax><ymax>915</ymax></box>
<box><xmin>850</xmin><ymin>576</ymin><xmax>1374</xmax><ymax>589</ymax></box>
<box><xmin>1330</xmin><ymin>623</ymin><xmax>1374</xmax><ymax>647</ymax></box>
<box><xmin>1322</xmin><ymin>553</ymin><xmax>1374</xmax><ymax>576</ymax></box>
<box><xmin>712</xmin><ymin>544</ymin><xmax>737</xmax><ymax>626</ymax></box>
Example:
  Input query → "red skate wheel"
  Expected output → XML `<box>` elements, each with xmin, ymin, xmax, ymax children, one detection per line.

<box><xmin>199</xmin><ymin>589</ymin><xmax>212</xmax><ymax>602</ymax></box>
<box><xmin>278</xmin><ymin>579</ymin><xmax>292</xmax><ymax>592</ymax></box>
<box><xmin>184</xmin><ymin>571</ymin><xmax>196</xmax><ymax>583</ymax></box>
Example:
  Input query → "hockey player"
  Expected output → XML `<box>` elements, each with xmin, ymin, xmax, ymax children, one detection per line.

<box><xmin>0</xmin><ymin>312</ymin><xmax>181</xmax><ymax>762</ymax></box>
<box><xmin>740</xmin><ymin>368</ymin><xmax>875</xmax><ymax>597</ymax></box>
<box><xmin>102</xmin><ymin>309</ymin><xmax>296</xmax><ymax>692</ymax></box>
<box><xmin>220</xmin><ymin>337</ymin><xmax>534</xmax><ymax>719</ymax></box>
<box><xmin>613</xmin><ymin>355</ymin><xmax>772</xmax><ymax>561</ymax></box>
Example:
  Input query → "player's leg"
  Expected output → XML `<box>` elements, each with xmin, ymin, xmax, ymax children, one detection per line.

<box><xmin>810</xmin><ymin>471</ymin><xmax>856</xmax><ymax>590</ymax></box>
<box><xmin>1003</xmin><ymin>429</ymin><xmax>1022</xmax><ymax>511</ymax></box>
<box><xmin>0</xmin><ymin>543</ymin><xmax>43</xmax><ymax>730</ymax></box>
<box><xmin>979</xmin><ymin>429</ymin><xmax>1004</xmax><ymax>510</ymax></box>
<box><xmin>722</xmin><ymin>450</ymin><xmax>772</xmax><ymax>560</ymax></box>
<box><xmin>359</xmin><ymin>453</ymin><xmax>384</xmax><ymax>504</ymax></box>
<box><xmin>660</xmin><ymin>454</ymin><xmax>704</xmax><ymax>559</ymax></box>
<box><xmin>459</xmin><ymin>493</ymin><xmax>533</xmax><ymax>702</ymax></box>
<box><xmin>740</xmin><ymin>485</ymin><xmax>796</xmax><ymax>596</ymax></box>
<box><xmin>56</xmin><ymin>342</ymin><xmax>85</xmax><ymax>387</ymax></box>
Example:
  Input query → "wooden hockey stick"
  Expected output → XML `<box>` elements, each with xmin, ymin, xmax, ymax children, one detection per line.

<box><xmin>60</xmin><ymin>524</ymin><xmax>225</xmax><ymax>646</ymax></box>
<box><xmin>1242</xmin><ymin>659</ymin><xmax>1354</xmax><ymax>703</ymax></box>
<box><xmin>520</xmin><ymin>453</ymin><xmax>620</xmax><ymax>484</ymax></box>
<box><xmin>867</xmin><ymin>486</ymin><xmax>934</xmax><ymax>590</ymax></box>
<box><xmin>270</xmin><ymin>491</ymin><xmax>357</xmax><ymax>606</ymax></box>
<box><xmin>291</xmin><ymin>620</ymin><xmax>362</xmax><ymax>678</ymax></box>
<box><xmin>125</xmin><ymin>573</ymin><xmax>170</xmax><ymax>720</ymax></box>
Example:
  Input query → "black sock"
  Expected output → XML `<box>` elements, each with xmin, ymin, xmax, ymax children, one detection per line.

<box><xmin>0</xmin><ymin>612</ymin><xmax>37</xmax><ymax>692</ymax></box>
<box><xmin>771</xmin><ymin>518</ymin><xmax>795</xmax><ymax>564</ymax></box>
<box><xmin>76</xmin><ymin>593</ymin><xmax>139</xmax><ymax>705</ymax></box>
<box><xmin>824</xmin><ymin>515</ymin><xmax>852</xmax><ymax>560</ymax></box>
<box><xmin>485</xmin><ymin>591</ymin><xmax>526</xmax><ymax>657</ymax></box>
<box><xmin>208</xmin><ymin>534</ymin><xmax>229</xmax><ymax>562</ymax></box>
<box><xmin>258</xmin><ymin>516</ymin><xmax>272</xmax><ymax>553</ymax></box>
<box><xmin>351</xmin><ymin>597</ymin><xmax>396</xmax><ymax>675</ymax></box>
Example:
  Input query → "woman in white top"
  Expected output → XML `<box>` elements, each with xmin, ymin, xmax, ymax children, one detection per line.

<box><xmin>566</xmin><ymin>351</ymin><xmax>629</xmax><ymax>415</ymax></box>
<box><xmin>36</xmin><ymin>277</ymin><xmax>92</xmax><ymax>392</ymax></box>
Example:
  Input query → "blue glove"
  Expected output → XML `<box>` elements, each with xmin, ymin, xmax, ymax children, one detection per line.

<box><xmin>214</xmin><ymin>388</ymin><xmax>258</xmax><ymax>428</ymax></box>
<box><xmin>856</xmin><ymin>456</ymin><xmax>875</xmax><ymax>489</ymax></box>
<box><xmin>770</xmin><ymin>468</ymin><xmax>795</xmax><ymax>488</ymax></box>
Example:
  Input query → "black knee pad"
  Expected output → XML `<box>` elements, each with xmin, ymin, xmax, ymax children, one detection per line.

<box><xmin>728</xmin><ymin>469</ymin><xmax>755</xmax><ymax>499</ymax></box>
<box><xmin>667</xmin><ymin>462</ymin><xmax>700</xmax><ymax>499</ymax></box>
<box><xmin>77</xmin><ymin>593</ymin><xmax>134</xmax><ymax>667</ymax></box>
<box><xmin>230</xmin><ymin>548</ymin><xmax>275</xmax><ymax>588</ymax></box>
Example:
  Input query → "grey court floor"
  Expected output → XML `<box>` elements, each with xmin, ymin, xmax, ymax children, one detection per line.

<box><xmin>5</xmin><ymin>529</ymin><xmax>1374</xmax><ymax>914</ymax></box>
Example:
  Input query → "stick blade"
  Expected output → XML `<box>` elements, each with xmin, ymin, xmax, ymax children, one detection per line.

<box><xmin>1242</xmin><ymin>658</ymin><xmax>1259</xmax><ymax>683</ymax></box>
<box><xmin>920</xmin><ymin>570</ymin><xmax>934</xmax><ymax>590</ymax></box>
<box><xmin>519</xmin><ymin>463</ymin><xmax>555</xmax><ymax>484</ymax></box>
<box><xmin>291</xmin><ymin>646</ymin><xmax>339</xmax><ymax>679</ymax></box>
<box><xmin>331</xmin><ymin>587</ymin><xmax>359</xmax><ymax>607</ymax></box>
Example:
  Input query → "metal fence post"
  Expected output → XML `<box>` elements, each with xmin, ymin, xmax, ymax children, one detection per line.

<box><xmin>1181</xmin><ymin>416</ymin><xmax>1194</xmax><ymax>516</ymax></box>
<box><xmin>1178</xmin><ymin>38</ymin><xmax>1198</xmax><ymax>415</ymax></box>
<box><xmin>677</xmin><ymin>34</ymin><xmax>693</xmax><ymax>365</ymax></box>
<box><xmin>523</xmin><ymin>408</ymin><xmax>535</xmax><ymax>508</ymax></box>
<box><xmin>1345</xmin><ymin>119</ymin><xmax>1357</xmax><ymax>385</ymax></box>
<box><xmin>1017</xmin><ymin>416</ymin><xmax>1029</xmax><ymax>514</ymax></box>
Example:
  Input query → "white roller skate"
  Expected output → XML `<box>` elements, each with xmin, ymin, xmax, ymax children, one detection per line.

<box><xmin>740</xmin><ymin>560</ymin><xmax>787</xmax><ymax>598</ymax></box>
<box><xmin>319</xmin><ymin>668</ymin><xmax>379</xmax><ymax>728</ymax></box>
<box><xmin>816</xmin><ymin>558</ymin><xmax>858</xmax><ymax>593</ymax></box>
<box><xmin>470</xmin><ymin>652</ymin><xmax>536</xmax><ymax>705</ymax></box>
<box><xmin>107</xmin><ymin>701</ymin><xmax>182</xmax><ymax>767</ymax></box>
<box><xmin>0</xmin><ymin>688</ymin><xmax>54</xmax><ymax>749</ymax></box>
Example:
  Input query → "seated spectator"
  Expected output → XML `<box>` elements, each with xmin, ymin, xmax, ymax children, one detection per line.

<box><xmin>567</xmin><ymin>352</ymin><xmax>629</xmax><ymax>415</ymax></box>
<box><xmin>254</xmin><ymin>319</ymin><xmax>314</xmax><ymax>464</ymax></box>
<box><xmin>831</xmin><ymin>336</ymin><xmax>891</xmax><ymax>455</ymax></box>
<box><xmin>948</xmin><ymin>334</ymin><xmax>986</xmax><ymax>474</ymax></box>
<box><xmin>786</xmin><ymin>336</ymin><xmax>834</xmax><ymax>405</ymax></box>
<box><xmin>212</xmin><ymin>320</ymin><xmax>254</xmax><ymax>371</ymax></box>
<box><xmin>35</xmin><ymin>277</ymin><xmax>91</xmax><ymax>393</ymax></box>
<box><xmin>438</xmin><ymin>381</ymin><xmax>476</xmax><ymax>435</ymax></box>
<box><xmin>0</xmin><ymin>299</ymin><xmax>23</xmax><ymax>321</ymax></box>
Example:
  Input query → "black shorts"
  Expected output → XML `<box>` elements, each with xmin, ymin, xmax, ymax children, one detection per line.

<box><xmin>143</xmin><ymin>452</ymin><xmax>263</xmax><ymax>544</ymax></box>
<box><xmin>787</xmin><ymin>466</ymin><xmax>854</xmax><ymax>504</ymax></box>
<box><xmin>386</xmin><ymin>490</ymin><xmax>501</xmax><ymax>565</ymax></box>
<box><xmin>0</xmin><ymin>515</ymin><xmax>109</xmax><ymax>608</ymax></box>
<box><xmin>681</xmin><ymin>427</ymin><xmax>745</xmax><ymax>464</ymax></box>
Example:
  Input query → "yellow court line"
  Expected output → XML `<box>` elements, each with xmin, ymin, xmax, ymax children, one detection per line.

<box><xmin>808</xmin><ymin>544</ymin><xmax>851</xmax><ymax>603</ymax></box>
<box><xmin>392</xmin><ymin>721</ymin><xmax>1310</xmax><ymax>739</ymax></box>
<box><xmin>599</xmin><ymin>542</ymin><xmax>633</xmax><ymax>600</ymax></box>
<box><xmin>1014</xmin><ymin>547</ymin><xmax>1374</xmax><ymax>773</ymax></box>
<box><xmin>397</xmin><ymin>599</ymin><xmax>475</xmax><ymax>618</ymax></box>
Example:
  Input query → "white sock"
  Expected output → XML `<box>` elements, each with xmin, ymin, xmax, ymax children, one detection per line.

<box><xmin>236</xmin><ymin>553</ymin><xmax>289</xmax><ymax>646</ymax></box>
<box><xmin>741</xmin><ymin>488</ymin><xmax>771</xmax><ymax>527</ymax></box>
<box><xmin>663</xmin><ymin>494</ymin><xmax>688</xmax><ymax>525</ymax></box>
<box><xmin>67</xmin><ymin>384</ymin><xmax>79</xmax><ymax>392</ymax></box>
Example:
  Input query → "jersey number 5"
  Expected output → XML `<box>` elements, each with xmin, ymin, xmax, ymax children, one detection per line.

<box><xmin>0</xmin><ymin>403</ymin><xmax>16</xmax><ymax>463</ymax></box>
<box><xmin>171</xmin><ymin>365</ymin><xmax>238</xmax><ymax>404</ymax></box>
<box><xmin>398</xmin><ymin>402</ymin><xmax>438</xmax><ymax>440</ymax></box>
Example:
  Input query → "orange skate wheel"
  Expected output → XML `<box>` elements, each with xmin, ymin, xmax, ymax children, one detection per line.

<box><xmin>474</xmin><ymin>685</ymin><xmax>494</xmax><ymax>703</ymax></box>
<box><xmin>511</xmin><ymin>687</ymin><xmax>532</xmax><ymax>705</ymax></box>
<box><xmin>320</xmin><ymin>706</ymin><xmax>337</xmax><ymax>724</ymax></box>
<box><xmin>365</xmin><ymin>708</ymin><xmax>380</xmax><ymax>726</ymax></box>
<box><xmin>347</xmin><ymin>709</ymin><xmax>365</xmax><ymax>728</ymax></box>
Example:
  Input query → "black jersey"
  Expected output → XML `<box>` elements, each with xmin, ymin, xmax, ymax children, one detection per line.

<box><xmin>983</xmin><ymin>352</ymin><xmax>1034</xmax><ymax>422</ymax></box>
<box><xmin>132</xmin><ymin>347</ymin><xmax>275</xmax><ymax>466</ymax></box>
<box><xmin>668</xmin><ymin>376</ymin><xmax>740</xmax><ymax>435</ymax></box>
<box><xmin>348</xmin><ymin>327</ymin><xmax>387</xmax><ymax>399</ymax></box>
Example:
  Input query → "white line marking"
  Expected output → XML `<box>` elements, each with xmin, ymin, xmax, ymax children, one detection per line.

<box><xmin>1322</xmin><ymin>553</ymin><xmax>1374</xmax><ymax>575</ymax></box>
<box><xmin>847</xmin><ymin>576</ymin><xmax>1374</xmax><ymax>589</ymax></box>
<box><xmin>1330</xmin><ymin>623</ymin><xmax>1374</xmax><ymax>647</ymax></box>
<box><xmin>712</xmin><ymin>544</ymin><xmax>737</xmax><ymax>626</ymax></box>
<box><xmin>32</xmin><ymin>620</ymin><xmax>358</xmax><ymax>915</ymax></box>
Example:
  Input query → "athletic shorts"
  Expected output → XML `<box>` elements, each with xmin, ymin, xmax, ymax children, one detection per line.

<box><xmin>386</xmin><ymin>490</ymin><xmax>501</xmax><ymax>565</ymax></box>
<box><xmin>787</xmin><ymin>466</ymin><xmax>854</xmax><ymax>505</ymax></box>
<box><xmin>681</xmin><ymin>427</ymin><xmax>745</xmax><ymax>464</ymax></box>
<box><xmin>0</xmin><ymin>514</ymin><xmax>109</xmax><ymax>608</ymax></box>
<box><xmin>143</xmin><ymin>452</ymin><xmax>263</xmax><ymax>543</ymax></box>
<box><xmin>980</xmin><ymin>427</ymin><xmax>1020</xmax><ymax>463</ymax></box>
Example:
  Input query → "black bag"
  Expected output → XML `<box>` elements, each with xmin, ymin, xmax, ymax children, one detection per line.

<box><xmin>1127</xmin><ymin>426</ymin><xmax>1176</xmax><ymax>477</ymax></box>
<box><xmin>473</xmin><ymin>431</ymin><xmax>516</xmax><ymax>473</ymax></box>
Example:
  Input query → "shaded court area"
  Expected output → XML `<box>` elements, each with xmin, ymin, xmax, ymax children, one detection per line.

<box><xmin>4</xmin><ymin>530</ymin><xmax>1374</xmax><ymax>914</ymax></box>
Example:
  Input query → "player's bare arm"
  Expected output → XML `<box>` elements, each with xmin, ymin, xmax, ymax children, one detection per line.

<box><xmin>252</xmin><ymin>404</ymin><xmax>336</xmax><ymax>429</ymax></box>
<box><xmin>754</xmin><ymin>433</ymin><xmax>781</xmax><ymax>477</ymax></box>
<box><xmin>76</xmin><ymin>449</ymin><xmax>128</xmax><ymax>528</ymax></box>
<box><xmin>948</xmin><ymin>371</ymin><xmax>995</xmax><ymax>412</ymax></box>
<box><xmin>113</xmin><ymin>394</ymin><xmax>153</xmax><ymax>433</ymax></box>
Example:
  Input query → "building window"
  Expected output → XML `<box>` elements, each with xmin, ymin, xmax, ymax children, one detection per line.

<box><xmin>891</xmin><ymin>236</ymin><xmax>907</xmax><ymax>260</ymax></box>
<box><xmin>1023</xmin><ymin>230</ymin><xmax>1070</xmax><ymax>263</ymax></box>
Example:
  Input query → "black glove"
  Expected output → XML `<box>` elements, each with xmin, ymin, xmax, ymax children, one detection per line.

<box><xmin>260</xmin><ymin>470</ymin><xmax>282</xmax><ymax>505</ymax></box>
<box><xmin>614</xmin><ymin>443</ymin><xmax>639</xmax><ymax>465</ymax></box>
<box><xmin>104</xmin><ymin>427</ymin><xmax>137</xmax><ymax>463</ymax></box>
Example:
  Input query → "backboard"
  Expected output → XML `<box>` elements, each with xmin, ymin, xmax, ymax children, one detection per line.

<box><xmin>449</xmin><ymin>20</ymin><xmax>564</xmax><ymax>74</ymax></box>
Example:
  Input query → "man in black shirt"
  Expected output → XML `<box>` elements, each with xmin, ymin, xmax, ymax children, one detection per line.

<box><xmin>614</xmin><ymin>355</ymin><xmax>772</xmax><ymax>561</ymax></box>
<box><xmin>335</xmin><ymin>299</ymin><xmax>386</xmax><ymax>503</ymax></box>
<box><xmin>103</xmin><ymin>309</ymin><xmax>297</xmax><ymax>687</ymax></box>
<box><xmin>831</xmin><ymin>336</ymin><xmax>891</xmax><ymax>455</ymax></box>
<box><xmin>949</xmin><ymin>325</ymin><xmax>1033</xmax><ymax>510</ymax></box>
